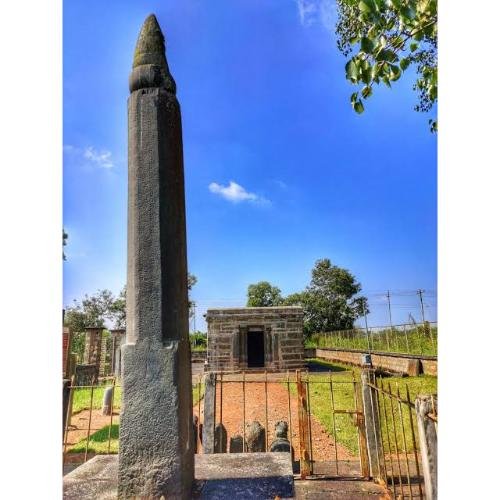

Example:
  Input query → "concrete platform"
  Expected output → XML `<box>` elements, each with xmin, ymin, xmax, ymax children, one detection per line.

<box><xmin>63</xmin><ymin>452</ymin><xmax>294</xmax><ymax>499</ymax></box>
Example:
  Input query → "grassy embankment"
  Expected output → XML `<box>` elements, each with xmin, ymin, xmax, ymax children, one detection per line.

<box><xmin>306</xmin><ymin>326</ymin><xmax>437</xmax><ymax>356</ymax></box>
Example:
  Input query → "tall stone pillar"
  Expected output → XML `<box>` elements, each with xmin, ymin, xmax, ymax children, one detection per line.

<box><xmin>118</xmin><ymin>14</ymin><xmax>194</xmax><ymax>499</ymax></box>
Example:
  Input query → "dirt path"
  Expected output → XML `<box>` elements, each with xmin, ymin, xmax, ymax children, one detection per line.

<box><xmin>194</xmin><ymin>378</ymin><xmax>355</xmax><ymax>462</ymax></box>
<box><xmin>64</xmin><ymin>409</ymin><xmax>120</xmax><ymax>449</ymax></box>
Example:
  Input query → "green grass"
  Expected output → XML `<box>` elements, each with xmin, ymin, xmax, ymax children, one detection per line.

<box><xmin>71</xmin><ymin>385</ymin><xmax>122</xmax><ymax>413</ymax></box>
<box><xmin>69</xmin><ymin>424</ymin><xmax>119</xmax><ymax>454</ymax></box>
<box><xmin>288</xmin><ymin>359</ymin><xmax>436</xmax><ymax>455</ymax></box>
<box><xmin>288</xmin><ymin>363</ymin><xmax>362</xmax><ymax>454</ymax></box>
<box><xmin>376</xmin><ymin>373</ymin><xmax>437</xmax><ymax>454</ymax></box>
<box><xmin>71</xmin><ymin>382</ymin><xmax>204</xmax><ymax>414</ymax></box>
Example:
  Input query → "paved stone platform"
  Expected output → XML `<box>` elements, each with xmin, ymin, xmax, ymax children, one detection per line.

<box><xmin>294</xmin><ymin>478</ymin><xmax>389</xmax><ymax>499</ymax></box>
<box><xmin>63</xmin><ymin>452</ymin><xmax>294</xmax><ymax>499</ymax></box>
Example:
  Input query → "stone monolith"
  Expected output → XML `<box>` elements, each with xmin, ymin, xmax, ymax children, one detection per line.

<box><xmin>118</xmin><ymin>14</ymin><xmax>194</xmax><ymax>499</ymax></box>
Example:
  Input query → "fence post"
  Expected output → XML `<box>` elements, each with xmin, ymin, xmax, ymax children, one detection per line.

<box><xmin>202</xmin><ymin>372</ymin><xmax>216</xmax><ymax>454</ymax></box>
<box><xmin>361</xmin><ymin>362</ymin><xmax>384</xmax><ymax>482</ymax></box>
<box><xmin>415</xmin><ymin>395</ymin><xmax>438</xmax><ymax>500</ymax></box>
<box><xmin>63</xmin><ymin>379</ymin><xmax>71</xmax><ymax>438</ymax></box>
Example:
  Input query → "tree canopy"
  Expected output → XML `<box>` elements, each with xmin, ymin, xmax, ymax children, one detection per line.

<box><xmin>336</xmin><ymin>0</ymin><xmax>437</xmax><ymax>131</ymax></box>
<box><xmin>284</xmin><ymin>259</ymin><xmax>368</xmax><ymax>336</ymax></box>
<box><xmin>65</xmin><ymin>273</ymin><xmax>197</xmax><ymax>332</ymax></box>
<box><xmin>64</xmin><ymin>289</ymin><xmax>121</xmax><ymax>333</ymax></box>
<box><xmin>246</xmin><ymin>281</ymin><xmax>284</xmax><ymax>307</ymax></box>
<box><xmin>246</xmin><ymin>260</ymin><xmax>367</xmax><ymax>336</ymax></box>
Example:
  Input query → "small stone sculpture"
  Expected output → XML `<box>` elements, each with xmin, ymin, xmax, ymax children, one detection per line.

<box><xmin>269</xmin><ymin>420</ymin><xmax>291</xmax><ymax>453</ymax></box>
<box><xmin>101</xmin><ymin>386</ymin><xmax>114</xmax><ymax>416</ymax></box>
<box><xmin>229</xmin><ymin>435</ymin><xmax>244</xmax><ymax>453</ymax></box>
<box><xmin>214</xmin><ymin>423</ymin><xmax>227</xmax><ymax>453</ymax></box>
<box><xmin>246</xmin><ymin>421</ymin><xmax>265</xmax><ymax>452</ymax></box>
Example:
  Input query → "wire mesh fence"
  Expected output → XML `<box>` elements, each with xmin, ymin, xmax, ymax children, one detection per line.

<box><xmin>309</xmin><ymin>321</ymin><xmax>437</xmax><ymax>356</ymax></box>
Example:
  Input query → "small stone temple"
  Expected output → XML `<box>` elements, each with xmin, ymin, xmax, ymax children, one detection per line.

<box><xmin>205</xmin><ymin>306</ymin><xmax>305</xmax><ymax>371</ymax></box>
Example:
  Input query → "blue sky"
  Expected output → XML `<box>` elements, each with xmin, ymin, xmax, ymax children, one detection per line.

<box><xmin>63</xmin><ymin>0</ymin><xmax>437</xmax><ymax>330</ymax></box>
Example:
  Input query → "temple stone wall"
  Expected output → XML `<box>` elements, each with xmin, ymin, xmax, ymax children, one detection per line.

<box><xmin>205</xmin><ymin>307</ymin><xmax>304</xmax><ymax>372</ymax></box>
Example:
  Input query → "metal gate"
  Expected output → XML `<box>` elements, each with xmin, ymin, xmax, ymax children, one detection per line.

<box><xmin>200</xmin><ymin>369</ymin><xmax>369</xmax><ymax>480</ymax></box>
<box><xmin>295</xmin><ymin>370</ymin><xmax>369</xmax><ymax>479</ymax></box>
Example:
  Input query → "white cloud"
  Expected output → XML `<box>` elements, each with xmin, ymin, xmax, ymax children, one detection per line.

<box><xmin>273</xmin><ymin>179</ymin><xmax>288</xmax><ymax>190</ymax></box>
<box><xmin>295</xmin><ymin>0</ymin><xmax>336</xmax><ymax>31</ymax></box>
<box><xmin>209</xmin><ymin>181</ymin><xmax>270</xmax><ymax>205</ymax></box>
<box><xmin>83</xmin><ymin>146</ymin><xmax>114</xmax><ymax>169</ymax></box>
<box><xmin>63</xmin><ymin>144</ymin><xmax>114</xmax><ymax>169</ymax></box>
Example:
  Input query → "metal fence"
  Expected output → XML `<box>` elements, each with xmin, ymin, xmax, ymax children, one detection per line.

<box><xmin>200</xmin><ymin>370</ymin><xmax>369</xmax><ymax>479</ymax></box>
<box><xmin>367</xmin><ymin>375</ymin><xmax>437</xmax><ymax>499</ymax></box>
<box><xmin>63</xmin><ymin>376</ymin><xmax>206</xmax><ymax>468</ymax></box>
<box><xmin>63</xmin><ymin>370</ymin><xmax>437</xmax><ymax>498</ymax></box>
<box><xmin>310</xmin><ymin>321</ymin><xmax>437</xmax><ymax>356</ymax></box>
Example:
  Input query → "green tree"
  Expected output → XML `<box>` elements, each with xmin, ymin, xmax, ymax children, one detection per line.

<box><xmin>187</xmin><ymin>273</ymin><xmax>198</xmax><ymax>318</ymax></box>
<box><xmin>70</xmin><ymin>273</ymin><xmax>199</xmax><ymax>331</ymax></box>
<box><xmin>109</xmin><ymin>286</ymin><xmax>126</xmax><ymax>329</ymax></box>
<box><xmin>247</xmin><ymin>281</ymin><xmax>284</xmax><ymax>307</ymax></box>
<box><xmin>284</xmin><ymin>259</ymin><xmax>368</xmax><ymax>336</ymax></box>
<box><xmin>64</xmin><ymin>289</ymin><xmax>116</xmax><ymax>333</ymax></box>
<box><xmin>336</xmin><ymin>0</ymin><xmax>437</xmax><ymax>131</ymax></box>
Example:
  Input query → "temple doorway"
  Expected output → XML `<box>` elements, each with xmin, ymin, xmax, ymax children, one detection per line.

<box><xmin>247</xmin><ymin>330</ymin><xmax>264</xmax><ymax>368</ymax></box>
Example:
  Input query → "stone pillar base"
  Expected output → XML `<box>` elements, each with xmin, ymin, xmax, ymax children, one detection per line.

<box><xmin>118</xmin><ymin>339</ymin><xmax>194</xmax><ymax>499</ymax></box>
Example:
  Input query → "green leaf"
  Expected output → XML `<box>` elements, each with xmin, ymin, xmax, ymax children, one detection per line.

<box><xmin>391</xmin><ymin>35</ymin><xmax>405</xmax><ymax>50</ymax></box>
<box><xmin>366</xmin><ymin>25</ymin><xmax>378</xmax><ymax>39</ymax></box>
<box><xmin>389</xmin><ymin>64</ymin><xmax>401</xmax><ymax>81</ymax></box>
<box><xmin>360</xmin><ymin>37</ymin><xmax>375</xmax><ymax>53</ymax></box>
<box><xmin>354</xmin><ymin>100</ymin><xmax>364</xmax><ymax>114</ymax></box>
<box><xmin>376</xmin><ymin>49</ymin><xmax>397</xmax><ymax>62</ymax></box>
<box><xmin>361</xmin><ymin>86</ymin><xmax>373</xmax><ymax>98</ymax></box>
<box><xmin>400</xmin><ymin>57</ymin><xmax>410</xmax><ymax>71</ymax></box>
<box><xmin>350</xmin><ymin>92</ymin><xmax>358</xmax><ymax>104</ymax></box>
<box><xmin>361</xmin><ymin>71</ymin><xmax>371</xmax><ymax>84</ymax></box>
<box><xmin>346</xmin><ymin>60</ymin><xmax>359</xmax><ymax>81</ymax></box>
<box><xmin>371</xmin><ymin>63</ymin><xmax>381</xmax><ymax>78</ymax></box>
<box><xmin>358</xmin><ymin>0</ymin><xmax>374</xmax><ymax>14</ymax></box>
<box><xmin>349</xmin><ymin>36</ymin><xmax>360</xmax><ymax>44</ymax></box>
<box><xmin>401</xmin><ymin>5</ymin><xmax>416</xmax><ymax>20</ymax></box>
<box><xmin>410</xmin><ymin>42</ymin><xmax>418</xmax><ymax>52</ymax></box>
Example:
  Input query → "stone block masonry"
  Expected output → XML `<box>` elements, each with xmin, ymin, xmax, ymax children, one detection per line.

<box><xmin>205</xmin><ymin>307</ymin><xmax>304</xmax><ymax>372</ymax></box>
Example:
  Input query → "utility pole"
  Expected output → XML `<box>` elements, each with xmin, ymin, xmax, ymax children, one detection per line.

<box><xmin>386</xmin><ymin>291</ymin><xmax>394</xmax><ymax>351</ymax></box>
<box><xmin>362</xmin><ymin>300</ymin><xmax>371</xmax><ymax>352</ymax></box>
<box><xmin>417</xmin><ymin>289</ymin><xmax>434</xmax><ymax>349</ymax></box>
<box><xmin>417</xmin><ymin>289</ymin><xmax>426</xmax><ymax>324</ymax></box>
